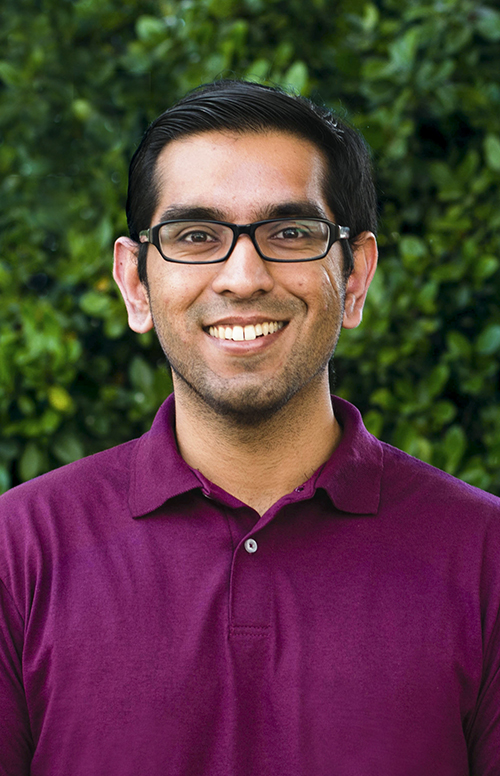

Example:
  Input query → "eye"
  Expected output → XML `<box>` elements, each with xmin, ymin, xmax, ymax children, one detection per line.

<box><xmin>271</xmin><ymin>223</ymin><xmax>311</xmax><ymax>240</ymax></box>
<box><xmin>278</xmin><ymin>227</ymin><xmax>301</xmax><ymax>239</ymax></box>
<box><xmin>178</xmin><ymin>228</ymin><xmax>219</xmax><ymax>243</ymax></box>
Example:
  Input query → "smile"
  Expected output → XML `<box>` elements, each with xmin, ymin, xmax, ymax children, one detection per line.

<box><xmin>207</xmin><ymin>321</ymin><xmax>285</xmax><ymax>341</ymax></box>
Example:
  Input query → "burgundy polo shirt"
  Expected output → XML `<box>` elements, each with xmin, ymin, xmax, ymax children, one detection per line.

<box><xmin>1</xmin><ymin>395</ymin><xmax>500</xmax><ymax>775</ymax></box>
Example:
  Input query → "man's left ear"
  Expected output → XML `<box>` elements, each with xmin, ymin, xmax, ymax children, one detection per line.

<box><xmin>342</xmin><ymin>232</ymin><xmax>378</xmax><ymax>330</ymax></box>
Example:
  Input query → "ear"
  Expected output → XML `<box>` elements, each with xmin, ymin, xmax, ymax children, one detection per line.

<box><xmin>342</xmin><ymin>232</ymin><xmax>378</xmax><ymax>329</ymax></box>
<box><xmin>113</xmin><ymin>237</ymin><xmax>153</xmax><ymax>333</ymax></box>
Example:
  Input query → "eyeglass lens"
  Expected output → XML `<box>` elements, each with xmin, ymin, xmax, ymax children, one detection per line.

<box><xmin>157</xmin><ymin>219</ymin><xmax>330</xmax><ymax>263</ymax></box>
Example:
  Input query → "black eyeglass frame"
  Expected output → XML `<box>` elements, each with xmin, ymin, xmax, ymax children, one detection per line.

<box><xmin>138</xmin><ymin>217</ymin><xmax>350</xmax><ymax>264</ymax></box>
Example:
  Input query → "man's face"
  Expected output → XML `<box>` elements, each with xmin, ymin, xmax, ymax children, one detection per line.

<box><xmin>116</xmin><ymin>130</ymin><xmax>374</xmax><ymax>423</ymax></box>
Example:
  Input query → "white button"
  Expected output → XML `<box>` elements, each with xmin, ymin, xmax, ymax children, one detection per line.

<box><xmin>244</xmin><ymin>538</ymin><xmax>258</xmax><ymax>554</ymax></box>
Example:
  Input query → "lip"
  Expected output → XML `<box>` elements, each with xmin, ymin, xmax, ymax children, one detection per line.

<box><xmin>204</xmin><ymin>315</ymin><xmax>288</xmax><ymax>328</ymax></box>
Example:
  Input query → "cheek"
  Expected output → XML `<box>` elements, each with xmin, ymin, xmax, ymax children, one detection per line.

<box><xmin>282</xmin><ymin>265</ymin><xmax>323</xmax><ymax>299</ymax></box>
<box><xmin>311</xmin><ymin>274</ymin><xmax>341</xmax><ymax>317</ymax></box>
<box><xmin>321</xmin><ymin>261</ymin><xmax>345</xmax><ymax>307</ymax></box>
<box><xmin>283</xmin><ymin>267</ymin><xmax>342</xmax><ymax>318</ymax></box>
<box><xmin>148</xmin><ymin>266</ymin><xmax>209</xmax><ymax>319</ymax></box>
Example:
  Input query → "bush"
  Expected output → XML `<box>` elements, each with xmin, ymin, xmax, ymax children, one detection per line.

<box><xmin>1</xmin><ymin>0</ymin><xmax>500</xmax><ymax>492</ymax></box>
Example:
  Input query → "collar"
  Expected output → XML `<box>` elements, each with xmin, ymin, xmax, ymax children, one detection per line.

<box><xmin>128</xmin><ymin>395</ymin><xmax>201</xmax><ymax>517</ymax></box>
<box><xmin>316</xmin><ymin>396</ymin><xmax>382</xmax><ymax>515</ymax></box>
<box><xmin>129</xmin><ymin>394</ymin><xmax>383</xmax><ymax>518</ymax></box>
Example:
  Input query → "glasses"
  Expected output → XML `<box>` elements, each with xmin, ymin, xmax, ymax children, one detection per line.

<box><xmin>139</xmin><ymin>217</ymin><xmax>350</xmax><ymax>264</ymax></box>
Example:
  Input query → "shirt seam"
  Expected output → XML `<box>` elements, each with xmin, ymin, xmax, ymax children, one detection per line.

<box><xmin>127</xmin><ymin>438</ymin><xmax>140</xmax><ymax>518</ymax></box>
<box><xmin>220</xmin><ymin>504</ymin><xmax>237</xmax><ymax>554</ymax></box>
<box><xmin>0</xmin><ymin>575</ymin><xmax>25</xmax><ymax>626</ymax></box>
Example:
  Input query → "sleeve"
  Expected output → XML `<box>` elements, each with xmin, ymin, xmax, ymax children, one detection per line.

<box><xmin>0</xmin><ymin>578</ymin><xmax>32</xmax><ymax>775</ymax></box>
<box><xmin>467</xmin><ymin>524</ymin><xmax>500</xmax><ymax>776</ymax></box>
<box><xmin>467</xmin><ymin>631</ymin><xmax>500</xmax><ymax>775</ymax></box>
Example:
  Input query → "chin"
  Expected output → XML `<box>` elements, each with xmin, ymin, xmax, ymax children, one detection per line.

<box><xmin>171</xmin><ymin>361</ymin><xmax>327</xmax><ymax>427</ymax></box>
<box><xmin>201</xmin><ymin>392</ymin><xmax>292</xmax><ymax>427</ymax></box>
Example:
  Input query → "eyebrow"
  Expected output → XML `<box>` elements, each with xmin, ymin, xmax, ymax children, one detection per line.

<box><xmin>156</xmin><ymin>201</ymin><xmax>329</xmax><ymax>225</ymax></box>
<box><xmin>157</xmin><ymin>205</ymin><xmax>227</xmax><ymax>223</ymax></box>
<box><xmin>260</xmin><ymin>201</ymin><xmax>329</xmax><ymax>220</ymax></box>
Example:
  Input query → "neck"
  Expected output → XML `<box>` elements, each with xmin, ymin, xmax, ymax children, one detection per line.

<box><xmin>173</xmin><ymin>377</ymin><xmax>341</xmax><ymax>516</ymax></box>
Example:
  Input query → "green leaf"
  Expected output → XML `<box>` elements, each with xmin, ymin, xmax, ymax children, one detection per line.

<box><xmin>388</xmin><ymin>26</ymin><xmax>421</xmax><ymax>70</ymax></box>
<box><xmin>48</xmin><ymin>385</ymin><xmax>74</xmax><ymax>413</ymax></box>
<box><xmin>421</xmin><ymin>364</ymin><xmax>450</xmax><ymax>402</ymax></box>
<box><xmin>19</xmin><ymin>442</ymin><xmax>45</xmax><ymax>482</ymax></box>
<box><xmin>80</xmin><ymin>291</ymin><xmax>111</xmax><ymax>317</ymax></box>
<box><xmin>363</xmin><ymin>409</ymin><xmax>383</xmax><ymax>438</ymax></box>
<box><xmin>484</xmin><ymin>135</ymin><xmax>500</xmax><ymax>172</ymax></box>
<box><xmin>283</xmin><ymin>61</ymin><xmax>309</xmax><ymax>94</ymax></box>
<box><xmin>361</xmin><ymin>3</ymin><xmax>379</xmax><ymax>33</ymax></box>
<box><xmin>442</xmin><ymin>425</ymin><xmax>467</xmax><ymax>475</ymax></box>
<box><xmin>446</xmin><ymin>331</ymin><xmax>472</xmax><ymax>360</ymax></box>
<box><xmin>52</xmin><ymin>434</ymin><xmax>85</xmax><ymax>465</ymax></box>
<box><xmin>0</xmin><ymin>61</ymin><xmax>23</xmax><ymax>87</ymax></box>
<box><xmin>473</xmin><ymin>255</ymin><xmax>499</xmax><ymax>282</ymax></box>
<box><xmin>0</xmin><ymin>466</ymin><xmax>11</xmax><ymax>494</ymax></box>
<box><xmin>458</xmin><ymin>465</ymin><xmax>491</xmax><ymax>490</ymax></box>
<box><xmin>72</xmin><ymin>99</ymin><xmax>93</xmax><ymax>122</ymax></box>
<box><xmin>129</xmin><ymin>356</ymin><xmax>154</xmax><ymax>392</ymax></box>
<box><xmin>136</xmin><ymin>16</ymin><xmax>167</xmax><ymax>43</ymax></box>
<box><xmin>245</xmin><ymin>59</ymin><xmax>270</xmax><ymax>81</ymax></box>
<box><xmin>431</xmin><ymin>401</ymin><xmax>456</xmax><ymax>427</ymax></box>
<box><xmin>399</xmin><ymin>235</ymin><xmax>428</xmax><ymax>269</ymax></box>
<box><xmin>476</xmin><ymin>324</ymin><xmax>500</xmax><ymax>355</ymax></box>
<box><xmin>475</xmin><ymin>7</ymin><xmax>500</xmax><ymax>41</ymax></box>
<box><xmin>370</xmin><ymin>388</ymin><xmax>394</xmax><ymax>410</ymax></box>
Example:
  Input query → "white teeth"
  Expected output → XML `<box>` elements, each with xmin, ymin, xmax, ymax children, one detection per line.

<box><xmin>208</xmin><ymin>321</ymin><xmax>284</xmax><ymax>341</ymax></box>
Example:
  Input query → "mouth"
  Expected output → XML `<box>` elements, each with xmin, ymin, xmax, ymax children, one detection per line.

<box><xmin>206</xmin><ymin>320</ymin><xmax>286</xmax><ymax>342</ymax></box>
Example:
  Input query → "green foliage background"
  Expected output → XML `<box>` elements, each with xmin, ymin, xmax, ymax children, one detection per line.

<box><xmin>1</xmin><ymin>0</ymin><xmax>500</xmax><ymax>493</ymax></box>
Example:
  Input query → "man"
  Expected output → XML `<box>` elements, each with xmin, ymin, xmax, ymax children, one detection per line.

<box><xmin>1</xmin><ymin>80</ymin><xmax>499</xmax><ymax>775</ymax></box>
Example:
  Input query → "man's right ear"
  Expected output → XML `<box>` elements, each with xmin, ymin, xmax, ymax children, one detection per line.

<box><xmin>113</xmin><ymin>237</ymin><xmax>153</xmax><ymax>333</ymax></box>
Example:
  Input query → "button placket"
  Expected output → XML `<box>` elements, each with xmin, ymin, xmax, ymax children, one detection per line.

<box><xmin>229</xmin><ymin>532</ymin><xmax>271</xmax><ymax>637</ymax></box>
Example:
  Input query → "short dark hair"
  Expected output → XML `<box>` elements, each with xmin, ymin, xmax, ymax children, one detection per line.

<box><xmin>126</xmin><ymin>79</ymin><xmax>377</xmax><ymax>284</ymax></box>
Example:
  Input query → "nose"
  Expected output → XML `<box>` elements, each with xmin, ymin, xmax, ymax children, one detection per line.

<box><xmin>210</xmin><ymin>234</ymin><xmax>275</xmax><ymax>299</ymax></box>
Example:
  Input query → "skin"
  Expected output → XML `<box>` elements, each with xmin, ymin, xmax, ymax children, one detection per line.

<box><xmin>114</xmin><ymin>130</ymin><xmax>377</xmax><ymax>514</ymax></box>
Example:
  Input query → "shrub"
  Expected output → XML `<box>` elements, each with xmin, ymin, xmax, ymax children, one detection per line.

<box><xmin>1</xmin><ymin>0</ymin><xmax>500</xmax><ymax>492</ymax></box>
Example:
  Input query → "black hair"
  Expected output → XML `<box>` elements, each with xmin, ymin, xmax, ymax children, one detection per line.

<box><xmin>126</xmin><ymin>79</ymin><xmax>377</xmax><ymax>284</ymax></box>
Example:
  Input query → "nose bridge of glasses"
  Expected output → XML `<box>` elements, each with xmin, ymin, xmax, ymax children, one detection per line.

<box><xmin>227</xmin><ymin>223</ymin><xmax>262</xmax><ymax>259</ymax></box>
<box><xmin>211</xmin><ymin>221</ymin><xmax>274</xmax><ymax>295</ymax></box>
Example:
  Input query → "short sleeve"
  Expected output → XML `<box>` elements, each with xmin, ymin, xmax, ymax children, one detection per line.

<box><xmin>0</xmin><ymin>578</ymin><xmax>32</xmax><ymax>775</ymax></box>
<box><xmin>467</xmin><ymin>543</ymin><xmax>500</xmax><ymax>776</ymax></box>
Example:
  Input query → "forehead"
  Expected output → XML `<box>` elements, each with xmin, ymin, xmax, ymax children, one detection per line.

<box><xmin>151</xmin><ymin>130</ymin><xmax>331</xmax><ymax>222</ymax></box>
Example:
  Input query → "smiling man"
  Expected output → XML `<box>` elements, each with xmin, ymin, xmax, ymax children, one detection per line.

<box><xmin>114</xmin><ymin>125</ymin><xmax>375</xmax><ymax>515</ymax></box>
<box><xmin>1</xmin><ymin>80</ymin><xmax>500</xmax><ymax>776</ymax></box>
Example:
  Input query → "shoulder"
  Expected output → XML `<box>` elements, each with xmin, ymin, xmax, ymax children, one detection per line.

<box><xmin>0</xmin><ymin>437</ymin><xmax>139</xmax><ymax>535</ymax></box>
<box><xmin>330</xmin><ymin>395</ymin><xmax>500</xmax><ymax>528</ymax></box>
<box><xmin>379</xmin><ymin>438</ymin><xmax>500</xmax><ymax>532</ymax></box>
<box><xmin>0</xmin><ymin>437</ymin><xmax>144</xmax><ymax>599</ymax></box>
